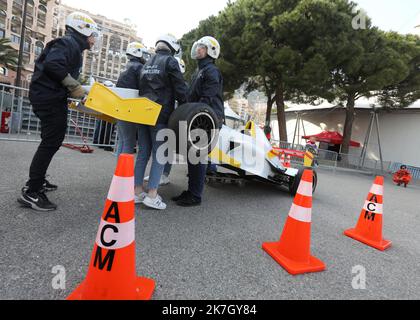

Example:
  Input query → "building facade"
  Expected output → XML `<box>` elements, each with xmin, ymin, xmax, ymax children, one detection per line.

<box><xmin>0</xmin><ymin>0</ymin><xmax>57</xmax><ymax>87</ymax></box>
<box><xmin>0</xmin><ymin>0</ymin><xmax>142</xmax><ymax>87</ymax></box>
<box><xmin>54</xmin><ymin>3</ymin><xmax>142</xmax><ymax>83</ymax></box>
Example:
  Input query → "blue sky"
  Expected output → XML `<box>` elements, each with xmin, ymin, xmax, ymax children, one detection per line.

<box><xmin>355</xmin><ymin>0</ymin><xmax>420</xmax><ymax>34</ymax></box>
<box><xmin>62</xmin><ymin>0</ymin><xmax>420</xmax><ymax>46</ymax></box>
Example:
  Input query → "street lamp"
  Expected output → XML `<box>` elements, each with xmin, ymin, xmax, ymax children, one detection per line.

<box><xmin>15</xmin><ymin>0</ymin><xmax>29</xmax><ymax>93</ymax></box>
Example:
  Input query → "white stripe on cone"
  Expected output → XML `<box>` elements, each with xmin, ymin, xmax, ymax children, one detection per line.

<box><xmin>107</xmin><ymin>176</ymin><xmax>135</xmax><ymax>202</ymax></box>
<box><xmin>363</xmin><ymin>201</ymin><xmax>383</xmax><ymax>215</ymax></box>
<box><xmin>296</xmin><ymin>180</ymin><xmax>312</xmax><ymax>197</ymax></box>
<box><xmin>369</xmin><ymin>184</ymin><xmax>384</xmax><ymax>196</ymax></box>
<box><xmin>288</xmin><ymin>203</ymin><xmax>312</xmax><ymax>223</ymax></box>
<box><xmin>95</xmin><ymin>219</ymin><xmax>135</xmax><ymax>250</ymax></box>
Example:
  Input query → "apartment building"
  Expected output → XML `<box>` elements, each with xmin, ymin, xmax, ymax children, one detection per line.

<box><xmin>0</xmin><ymin>0</ymin><xmax>56</xmax><ymax>87</ymax></box>
<box><xmin>54</xmin><ymin>3</ymin><xmax>143</xmax><ymax>82</ymax></box>
<box><xmin>0</xmin><ymin>0</ymin><xmax>142</xmax><ymax>87</ymax></box>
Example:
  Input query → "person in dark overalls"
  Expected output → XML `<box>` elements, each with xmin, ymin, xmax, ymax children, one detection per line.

<box><xmin>135</xmin><ymin>34</ymin><xmax>188</xmax><ymax>210</ymax></box>
<box><xmin>18</xmin><ymin>12</ymin><xmax>100</xmax><ymax>211</ymax></box>
<box><xmin>172</xmin><ymin>36</ymin><xmax>224</xmax><ymax>207</ymax></box>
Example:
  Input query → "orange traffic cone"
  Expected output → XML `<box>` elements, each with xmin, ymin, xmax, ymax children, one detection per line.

<box><xmin>67</xmin><ymin>154</ymin><xmax>155</xmax><ymax>300</ymax></box>
<box><xmin>262</xmin><ymin>169</ymin><xmax>325</xmax><ymax>275</ymax></box>
<box><xmin>281</xmin><ymin>153</ymin><xmax>291</xmax><ymax>168</ymax></box>
<box><xmin>344</xmin><ymin>176</ymin><xmax>391</xmax><ymax>251</ymax></box>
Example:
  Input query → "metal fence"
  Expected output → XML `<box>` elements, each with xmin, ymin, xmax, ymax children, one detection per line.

<box><xmin>0</xmin><ymin>84</ymin><xmax>117</xmax><ymax>150</ymax></box>
<box><xmin>271</xmin><ymin>139</ymin><xmax>418</xmax><ymax>178</ymax></box>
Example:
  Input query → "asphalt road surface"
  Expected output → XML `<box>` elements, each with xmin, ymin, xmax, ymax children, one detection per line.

<box><xmin>0</xmin><ymin>140</ymin><xmax>419</xmax><ymax>300</ymax></box>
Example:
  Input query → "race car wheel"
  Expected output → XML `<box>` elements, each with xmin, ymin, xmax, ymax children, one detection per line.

<box><xmin>289</xmin><ymin>167</ymin><xmax>318</xmax><ymax>196</ymax></box>
<box><xmin>168</xmin><ymin>103</ymin><xmax>221</xmax><ymax>160</ymax></box>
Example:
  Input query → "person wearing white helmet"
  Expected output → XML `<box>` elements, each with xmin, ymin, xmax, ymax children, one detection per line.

<box><xmin>115</xmin><ymin>42</ymin><xmax>148</xmax><ymax>157</ymax></box>
<box><xmin>19</xmin><ymin>12</ymin><xmax>100</xmax><ymax>212</ymax></box>
<box><xmin>133</xmin><ymin>34</ymin><xmax>188</xmax><ymax>210</ymax></box>
<box><xmin>172</xmin><ymin>36</ymin><xmax>224</xmax><ymax>207</ymax></box>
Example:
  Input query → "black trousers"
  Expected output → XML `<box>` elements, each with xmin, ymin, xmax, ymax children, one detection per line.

<box><xmin>27</xmin><ymin>102</ymin><xmax>68</xmax><ymax>192</ymax></box>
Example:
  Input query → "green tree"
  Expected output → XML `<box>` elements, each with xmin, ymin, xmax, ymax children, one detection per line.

<box><xmin>377</xmin><ymin>34</ymin><xmax>420</xmax><ymax>109</ymax></box>
<box><xmin>0</xmin><ymin>38</ymin><xmax>18</xmax><ymax>70</ymax></box>
<box><xmin>314</xmin><ymin>1</ymin><xmax>411</xmax><ymax>154</ymax></box>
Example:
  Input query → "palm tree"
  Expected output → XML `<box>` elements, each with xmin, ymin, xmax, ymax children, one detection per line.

<box><xmin>0</xmin><ymin>38</ymin><xmax>18</xmax><ymax>70</ymax></box>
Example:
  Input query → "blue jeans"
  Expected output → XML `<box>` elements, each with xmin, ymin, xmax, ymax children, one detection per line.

<box><xmin>135</xmin><ymin>124</ymin><xmax>167</xmax><ymax>189</ymax></box>
<box><xmin>117</xmin><ymin>120</ymin><xmax>138</xmax><ymax>154</ymax></box>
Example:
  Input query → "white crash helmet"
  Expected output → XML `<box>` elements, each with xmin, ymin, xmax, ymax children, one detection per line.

<box><xmin>191</xmin><ymin>36</ymin><xmax>220</xmax><ymax>60</ymax></box>
<box><xmin>126</xmin><ymin>42</ymin><xmax>147</xmax><ymax>59</ymax></box>
<box><xmin>66</xmin><ymin>12</ymin><xmax>99</xmax><ymax>38</ymax></box>
<box><xmin>175</xmin><ymin>57</ymin><xmax>186</xmax><ymax>74</ymax></box>
<box><xmin>156</xmin><ymin>34</ymin><xmax>181</xmax><ymax>54</ymax></box>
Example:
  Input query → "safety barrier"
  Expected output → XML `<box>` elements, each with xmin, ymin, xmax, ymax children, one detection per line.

<box><xmin>0</xmin><ymin>83</ymin><xmax>118</xmax><ymax>150</ymax></box>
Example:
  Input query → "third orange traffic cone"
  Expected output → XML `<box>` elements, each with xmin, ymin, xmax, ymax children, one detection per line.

<box><xmin>344</xmin><ymin>176</ymin><xmax>391</xmax><ymax>251</ymax></box>
<box><xmin>67</xmin><ymin>154</ymin><xmax>155</xmax><ymax>300</ymax></box>
<box><xmin>262</xmin><ymin>169</ymin><xmax>325</xmax><ymax>275</ymax></box>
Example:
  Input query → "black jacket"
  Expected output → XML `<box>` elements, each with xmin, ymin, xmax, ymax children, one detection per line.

<box><xmin>29</xmin><ymin>31</ymin><xmax>89</xmax><ymax>106</ymax></box>
<box><xmin>116</xmin><ymin>57</ymin><xmax>143</xmax><ymax>90</ymax></box>
<box><xmin>138</xmin><ymin>49</ymin><xmax>188</xmax><ymax>124</ymax></box>
<box><xmin>188</xmin><ymin>56</ymin><xmax>225</xmax><ymax>123</ymax></box>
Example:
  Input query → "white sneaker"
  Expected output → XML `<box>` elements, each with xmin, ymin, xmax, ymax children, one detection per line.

<box><xmin>134</xmin><ymin>192</ymin><xmax>147</xmax><ymax>204</ymax></box>
<box><xmin>143</xmin><ymin>195</ymin><xmax>167</xmax><ymax>210</ymax></box>
<box><xmin>144</xmin><ymin>175</ymin><xmax>170</xmax><ymax>186</ymax></box>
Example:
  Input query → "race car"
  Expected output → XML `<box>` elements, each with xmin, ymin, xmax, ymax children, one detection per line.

<box><xmin>80</xmin><ymin>83</ymin><xmax>317</xmax><ymax>195</ymax></box>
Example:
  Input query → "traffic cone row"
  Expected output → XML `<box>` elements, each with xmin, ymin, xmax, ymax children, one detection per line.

<box><xmin>68</xmin><ymin>154</ymin><xmax>392</xmax><ymax>299</ymax></box>
<box><xmin>262</xmin><ymin>170</ymin><xmax>391</xmax><ymax>276</ymax></box>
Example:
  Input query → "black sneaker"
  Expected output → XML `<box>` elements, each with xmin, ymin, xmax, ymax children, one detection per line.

<box><xmin>171</xmin><ymin>190</ymin><xmax>191</xmax><ymax>202</ymax></box>
<box><xmin>176</xmin><ymin>193</ymin><xmax>202</xmax><ymax>207</ymax></box>
<box><xmin>18</xmin><ymin>189</ymin><xmax>57</xmax><ymax>212</ymax></box>
<box><xmin>43</xmin><ymin>179</ymin><xmax>58</xmax><ymax>192</ymax></box>
<box><xmin>23</xmin><ymin>179</ymin><xmax>58</xmax><ymax>193</ymax></box>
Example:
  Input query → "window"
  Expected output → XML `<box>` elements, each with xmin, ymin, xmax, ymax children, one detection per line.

<box><xmin>0</xmin><ymin>0</ymin><xmax>7</xmax><ymax>12</ymax></box>
<box><xmin>0</xmin><ymin>67</ymin><xmax>8</xmax><ymax>76</ymax></box>
<box><xmin>0</xmin><ymin>29</ymin><xmax>4</xmax><ymax>39</ymax></box>
<box><xmin>0</xmin><ymin>10</ymin><xmax>6</xmax><ymax>29</ymax></box>
<box><xmin>11</xmin><ymin>34</ymin><xmax>20</xmax><ymax>44</ymax></box>
<box><xmin>37</xmin><ymin>5</ymin><xmax>47</xmax><ymax>28</ymax></box>
<box><xmin>11</xmin><ymin>16</ymin><xmax>21</xmax><ymax>34</ymax></box>
<box><xmin>35</xmin><ymin>41</ymin><xmax>44</xmax><ymax>57</ymax></box>
<box><xmin>12</xmin><ymin>0</ymin><xmax>23</xmax><ymax>16</ymax></box>
<box><xmin>23</xmin><ymin>38</ymin><xmax>31</xmax><ymax>52</ymax></box>
<box><xmin>27</xmin><ymin>0</ymin><xmax>34</xmax><ymax>16</ymax></box>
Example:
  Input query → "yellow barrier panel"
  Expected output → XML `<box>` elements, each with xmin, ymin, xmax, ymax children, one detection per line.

<box><xmin>84</xmin><ymin>83</ymin><xmax>162</xmax><ymax>126</ymax></box>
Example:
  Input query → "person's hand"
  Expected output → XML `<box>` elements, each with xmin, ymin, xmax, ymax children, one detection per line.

<box><xmin>69</xmin><ymin>85</ymin><xmax>86</xmax><ymax>99</ymax></box>
<box><xmin>62</xmin><ymin>74</ymin><xmax>86</xmax><ymax>100</ymax></box>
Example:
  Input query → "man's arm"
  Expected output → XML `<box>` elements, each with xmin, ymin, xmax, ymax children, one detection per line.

<box><xmin>43</xmin><ymin>40</ymin><xmax>70</xmax><ymax>83</ymax></box>
<box><xmin>167</xmin><ymin>58</ymin><xmax>188</xmax><ymax>105</ymax></box>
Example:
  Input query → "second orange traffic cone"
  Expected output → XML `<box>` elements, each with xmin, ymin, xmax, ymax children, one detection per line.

<box><xmin>344</xmin><ymin>176</ymin><xmax>391</xmax><ymax>251</ymax></box>
<box><xmin>262</xmin><ymin>169</ymin><xmax>325</xmax><ymax>275</ymax></box>
<box><xmin>67</xmin><ymin>154</ymin><xmax>155</xmax><ymax>300</ymax></box>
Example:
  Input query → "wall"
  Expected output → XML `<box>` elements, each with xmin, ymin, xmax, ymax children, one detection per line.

<box><xmin>272</xmin><ymin>108</ymin><xmax>420</xmax><ymax>167</ymax></box>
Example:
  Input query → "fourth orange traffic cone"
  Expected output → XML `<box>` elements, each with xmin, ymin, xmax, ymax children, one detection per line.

<box><xmin>262</xmin><ymin>169</ymin><xmax>325</xmax><ymax>275</ymax></box>
<box><xmin>67</xmin><ymin>154</ymin><xmax>155</xmax><ymax>300</ymax></box>
<box><xmin>344</xmin><ymin>176</ymin><xmax>391</xmax><ymax>251</ymax></box>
